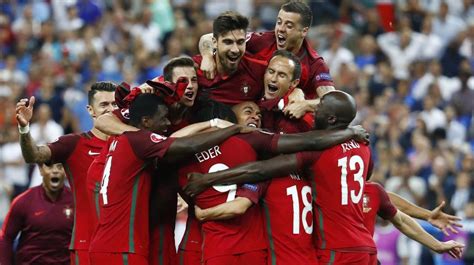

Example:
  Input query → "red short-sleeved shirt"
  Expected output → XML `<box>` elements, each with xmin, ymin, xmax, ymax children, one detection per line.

<box><xmin>178</xmin><ymin>131</ymin><xmax>277</xmax><ymax>260</ymax></box>
<box><xmin>297</xmin><ymin>139</ymin><xmax>376</xmax><ymax>253</ymax></box>
<box><xmin>89</xmin><ymin>130</ymin><xmax>175</xmax><ymax>257</ymax></box>
<box><xmin>48</xmin><ymin>131</ymin><xmax>106</xmax><ymax>251</ymax></box>
<box><xmin>193</xmin><ymin>55</ymin><xmax>267</xmax><ymax>105</ymax></box>
<box><xmin>246</xmin><ymin>31</ymin><xmax>334</xmax><ymax>99</ymax></box>
<box><xmin>363</xmin><ymin>182</ymin><xmax>398</xmax><ymax>236</ymax></box>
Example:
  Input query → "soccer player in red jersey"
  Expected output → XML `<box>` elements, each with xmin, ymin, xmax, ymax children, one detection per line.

<box><xmin>15</xmin><ymin>82</ymin><xmax>117</xmax><ymax>265</ymax></box>
<box><xmin>184</xmin><ymin>91</ymin><xmax>376</xmax><ymax>264</ymax></box>
<box><xmin>199</xmin><ymin>2</ymin><xmax>334</xmax><ymax>117</ymax></box>
<box><xmin>193</xmin><ymin>11</ymin><xmax>268</xmax><ymax>105</ymax></box>
<box><xmin>89</xmin><ymin>93</ymin><xmax>249</xmax><ymax>265</ymax></box>
<box><xmin>0</xmin><ymin>163</ymin><xmax>73</xmax><ymax>265</ymax></box>
<box><xmin>363</xmin><ymin>181</ymin><xmax>464</xmax><ymax>260</ymax></box>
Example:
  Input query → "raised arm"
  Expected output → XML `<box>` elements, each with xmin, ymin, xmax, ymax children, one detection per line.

<box><xmin>184</xmin><ymin>154</ymin><xmax>299</xmax><ymax>197</ymax></box>
<box><xmin>95</xmin><ymin>112</ymin><xmax>138</xmax><ymax>135</ymax></box>
<box><xmin>170</xmin><ymin>119</ymin><xmax>234</xmax><ymax>138</ymax></box>
<box><xmin>390</xmin><ymin>210</ymin><xmax>464</xmax><ymax>259</ymax></box>
<box><xmin>388</xmin><ymin>192</ymin><xmax>462</xmax><ymax>236</ymax></box>
<box><xmin>16</xmin><ymin>97</ymin><xmax>52</xmax><ymax>163</ymax></box>
<box><xmin>163</xmin><ymin>125</ymin><xmax>244</xmax><ymax>163</ymax></box>
<box><xmin>276</xmin><ymin>125</ymin><xmax>369</xmax><ymax>154</ymax></box>
<box><xmin>198</xmin><ymin>33</ymin><xmax>216</xmax><ymax>80</ymax></box>
<box><xmin>194</xmin><ymin>197</ymin><xmax>253</xmax><ymax>221</ymax></box>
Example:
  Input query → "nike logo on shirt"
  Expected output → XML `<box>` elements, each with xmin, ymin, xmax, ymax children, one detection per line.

<box><xmin>88</xmin><ymin>150</ymin><xmax>100</xmax><ymax>156</ymax></box>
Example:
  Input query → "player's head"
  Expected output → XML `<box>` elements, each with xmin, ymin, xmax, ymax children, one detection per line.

<box><xmin>192</xmin><ymin>99</ymin><xmax>238</xmax><ymax>124</ymax></box>
<box><xmin>163</xmin><ymin>56</ymin><xmax>198</xmax><ymax>107</ymax></box>
<box><xmin>87</xmin><ymin>81</ymin><xmax>118</xmax><ymax>118</ymax></box>
<box><xmin>129</xmin><ymin>93</ymin><xmax>170</xmax><ymax>134</ymax></box>
<box><xmin>39</xmin><ymin>163</ymin><xmax>66</xmax><ymax>194</ymax></box>
<box><xmin>264</xmin><ymin>50</ymin><xmax>301</xmax><ymax>100</ymax></box>
<box><xmin>276</xmin><ymin>1</ymin><xmax>312</xmax><ymax>54</ymax></box>
<box><xmin>213</xmin><ymin>11</ymin><xmax>249</xmax><ymax>74</ymax></box>
<box><xmin>314</xmin><ymin>91</ymin><xmax>356</xmax><ymax>130</ymax></box>
<box><xmin>231</xmin><ymin>101</ymin><xmax>262</xmax><ymax>128</ymax></box>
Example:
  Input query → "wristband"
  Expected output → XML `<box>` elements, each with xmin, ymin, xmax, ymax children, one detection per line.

<box><xmin>18</xmin><ymin>123</ymin><xmax>30</xmax><ymax>134</ymax></box>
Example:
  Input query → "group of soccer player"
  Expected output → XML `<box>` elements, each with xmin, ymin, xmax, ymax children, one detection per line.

<box><xmin>9</xmin><ymin>1</ymin><xmax>467</xmax><ymax>265</ymax></box>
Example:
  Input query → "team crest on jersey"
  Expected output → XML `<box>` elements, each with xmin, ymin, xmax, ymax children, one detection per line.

<box><xmin>121</xmin><ymin>108</ymin><xmax>130</xmax><ymax>120</ymax></box>
<box><xmin>241</xmin><ymin>83</ymin><xmax>250</xmax><ymax>96</ymax></box>
<box><xmin>64</xmin><ymin>206</ymin><xmax>73</xmax><ymax>219</ymax></box>
<box><xmin>362</xmin><ymin>194</ymin><xmax>371</xmax><ymax>213</ymax></box>
<box><xmin>150</xmin><ymin>133</ymin><xmax>166</xmax><ymax>143</ymax></box>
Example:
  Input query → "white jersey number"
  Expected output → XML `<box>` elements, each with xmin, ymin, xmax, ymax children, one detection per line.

<box><xmin>210</xmin><ymin>163</ymin><xmax>237</xmax><ymax>202</ymax></box>
<box><xmin>100</xmin><ymin>156</ymin><xmax>112</xmax><ymax>205</ymax></box>
<box><xmin>338</xmin><ymin>155</ymin><xmax>364</xmax><ymax>205</ymax></box>
<box><xmin>286</xmin><ymin>185</ymin><xmax>313</xmax><ymax>234</ymax></box>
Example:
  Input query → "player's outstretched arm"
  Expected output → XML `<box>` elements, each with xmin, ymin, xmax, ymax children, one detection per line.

<box><xmin>170</xmin><ymin>119</ymin><xmax>234</xmax><ymax>138</ymax></box>
<box><xmin>184</xmin><ymin>154</ymin><xmax>298</xmax><ymax>197</ymax></box>
<box><xmin>194</xmin><ymin>197</ymin><xmax>253</xmax><ymax>221</ymax></box>
<box><xmin>164</xmin><ymin>125</ymin><xmax>244</xmax><ymax>163</ymax></box>
<box><xmin>198</xmin><ymin>33</ymin><xmax>216</xmax><ymax>80</ymax></box>
<box><xmin>16</xmin><ymin>96</ymin><xmax>52</xmax><ymax>163</ymax></box>
<box><xmin>390</xmin><ymin>210</ymin><xmax>464</xmax><ymax>258</ymax></box>
<box><xmin>276</xmin><ymin>125</ymin><xmax>369</xmax><ymax>154</ymax></box>
<box><xmin>388</xmin><ymin>192</ymin><xmax>462</xmax><ymax>236</ymax></box>
<box><xmin>95</xmin><ymin>112</ymin><xmax>138</xmax><ymax>135</ymax></box>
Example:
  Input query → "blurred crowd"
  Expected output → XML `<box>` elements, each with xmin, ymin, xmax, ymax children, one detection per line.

<box><xmin>0</xmin><ymin>0</ymin><xmax>473</xmax><ymax>264</ymax></box>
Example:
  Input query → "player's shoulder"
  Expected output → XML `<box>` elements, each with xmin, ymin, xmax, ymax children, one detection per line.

<box><xmin>124</xmin><ymin>130</ymin><xmax>168</xmax><ymax>145</ymax></box>
<box><xmin>302</xmin><ymin>38</ymin><xmax>322</xmax><ymax>60</ymax></box>
<box><xmin>11</xmin><ymin>187</ymin><xmax>37</xmax><ymax>208</ymax></box>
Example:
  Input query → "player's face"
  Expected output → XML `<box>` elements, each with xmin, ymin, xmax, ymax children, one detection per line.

<box><xmin>314</xmin><ymin>97</ymin><xmax>329</xmax><ymax>130</ymax></box>
<box><xmin>232</xmin><ymin>101</ymin><xmax>262</xmax><ymax>128</ymax></box>
<box><xmin>150</xmin><ymin>105</ymin><xmax>171</xmax><ymax>135</ymax></box>
<box><xmin>173</xmin><ymin>67</ymin><xmax>199</xmax><ymax>107</ymax></box>
<box><xmin>264</xmin><ymin>56</ymin><xmax>299</xmax><ymax>100</ymax></box>
<box><xmin>41</xmin><ymin>163</ymin><xmax>66</xmax><ymax>193</ymax></box>
<box><xmin>215</xmin><ymin>29</ymin><xmax>246</xmax><ymax>74</ymax></box>
<box><xmin>88</xmin><ymin>91</ymin><xmax>117</xmax><ymax>118</ymax></box>
<box><xmin>275</xmin><ymin>10</ymin><xmax>308</xmax><ymax>53</ymax></box>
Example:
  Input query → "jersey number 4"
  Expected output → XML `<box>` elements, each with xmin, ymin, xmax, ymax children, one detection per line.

<box><xmin>100</xmin><ymin>156</ymin><xmax>113</xmax><ymax>205</ymax></box>
<box><xmin>338</xmin><ymin>155</ymin><xmax>364</xmax><ymax>205</ymax></box>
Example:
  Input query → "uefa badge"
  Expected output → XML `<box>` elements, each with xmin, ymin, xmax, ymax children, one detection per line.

<box><xmin>64</xmin><ymin>206</ymin><xmax>73</xmax><ymax>219</ymax></box>
<box><xmin>362</xmin><ymin>194</ymin><xmax>371</xmax><ymax>213</ymax></box>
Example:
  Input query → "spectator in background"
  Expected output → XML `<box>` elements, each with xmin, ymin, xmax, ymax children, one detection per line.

<box><xmin>432</xmin><ymin>2</ymin><xmax>467</xmax><ymax>50</ymax></box>
<box><xmin>451</xmin><ymin>171</ymin><xmax>472</xmax><ymax>216</ymax></box>
<box><xmin>385</xmin><ymin>157</ymin><xmax>427</xmax><ymax>205</ymax></box>
<box><xmin>419</xmin><ymin>96</ymin><xmax>447</xmax><ymax>134</ymax></box>
<box><xmin>0</xmin><ymin>163</ymin><xmax>73</xmax><ymax>265</ymax></box>
<box><xmin>321</xmin><ymin>32</ymin><xmax>355</xmax><ymax>78</ymax></box>
<box><xmin>412</xmin><ymin>60</ymin><xmax>460</xmax><ymax>102</ymax></box>
<box><xmin>450</xmin><ymin>62</ymin><xmax>474</xmax><ymax>118</ymax></box>
<box><xmin>427</xmin><ymin>156</ymin><xmax>457</xmax><ymax>210</ymax></box>
<box><xmin>0</xmin><ymin>126</ymin><xmax>28</xmax><ymax>199</ymax></box>
<box><xmin>354</xmin><ymin>34</ymin><xmax>378</xmax><ymax>75</ymax></box>
<box><xmin>417</xmin><ymin>16</ymin><xmax>443</xmax><ymax>61</ymax></box>
<box><xmin>129</xmin><ymin>8</ymin><xmax>162</xmax><ymax>53</ymax></box>
<box><xmin>446</xmin><ymin>105</ymin><xmax>468</xmax><ymax>148</ymax></box>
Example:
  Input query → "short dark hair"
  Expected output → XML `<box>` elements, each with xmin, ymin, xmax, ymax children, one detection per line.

<box><xmin>271</xmin><ymin>50</ymin><xmax>301</xmax><ymax>81</ymax></box>
<box><xmin>129</xmin><ymin>93</ymin><xmax>166</xmax><ymax>126</ymax></box>
<box><xmin>192</xmin><ymin>98</ymin><xmax>237</xmax><ymax>124</ymax></box>
<box><xmin>213</xmin><ymin>11</ymin><xmax>249</xmax><ymax>39</ymax></box>
<box><xmin>281</xmin><ymin>1</ymin><xmax>313</xmax><ymax>28</ymax></box>
<box><xmin>163</xmin><ymin>56</ymin><xmax>195</xmax><ymax>82</ymax></box>
<box><xmin>88</xmin><ymin>81</ymin><xmax>117</xmax><ymax>105</ymax></box>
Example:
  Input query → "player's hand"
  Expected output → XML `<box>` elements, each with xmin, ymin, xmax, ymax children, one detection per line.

<box><xmin>138</xmin><ymin>83</ymin><xmax>155</xmax><ymax>94</ymax></box>
<box><xmin>349</xmin><ymin>125</ymin><xmax>370</xmax><ymax>145</ymax></box>
<box><xmin>435</xmin><ymin>240</ymin><xmax>464</xmax><ymax>259</ymax></box>
<box><xmin>16</xmin><ymin>96</ymin><xmax>35</xmax><ymax>126</ymax></box>
<box><xmin>177</xmin><ymin>194</ymin><xmax>188</xmax><ymax>214</ymax></box>
<box><xmin>428</xmin><ymin>201</ymin><xmax>463</xmax><ymax>236</ymax></box>
<box><xmin>283</xmin><ymin>101</ymin><xmax>312</xmax><ymax>119</ymax></box>
<box><xmin>213</xmin><ymin>118</ymin><xmax>235</xmax><ymax>129</ymax></box>
<box><xmin>201</xmin><ymin>54</ymin><xmax>216</xmax><ymax>80</ymax></box>
<box><xmin>184</xmin><ymin>172</ymin><xmax>208</xmax><ymax>197</ymax></box>
<box><xmin>194</xmin><ymin>205</ymin><xmax>206</xmax><ymax>221</ymax></box>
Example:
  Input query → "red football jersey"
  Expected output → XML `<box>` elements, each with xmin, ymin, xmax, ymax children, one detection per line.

<box><xmin>48</xmin><ymin>131</ymin><xmax>106</xmax><ymax>251</ymax></box>
<box><xmin>89</xmin><ymin>130</ymin><xmax>175</xmax><ymax>256</ymax></box>
<box><xmin>193</xmin><ymin>55</ymin><xmax>267</xmax><ymax>105</ymax></box>
<box><xmin>262</xmin><ymin>176</ymin><xmax>318</xmax><ymax>265</ymax></box>
<box><xmin>86</xmin><ymin>144</ymin><xmax>110</xmax><ymax>242</ymax></box>
<box><xmin>178</xmin><ymin>132</ymin><xmax>277</xmax><ymax>261</ymax></box>
<box><xmin>297</xmin><ymin>139</ymin><xmax>376</xmax><ymax>252</ymax></box>
<box><xmin>246</xmin><ymin>31</ymin><xmax>334</xmax><ymax>99</ymax></box>
<box><xmin>178</xmin><ymin>208</ymin><xmax>203</xmax><ymax>253</ymax></box>
<box><xmin>363</xmin><ymin>182</ymin><xmax>398</xmax><ymax>236</ymax></box>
